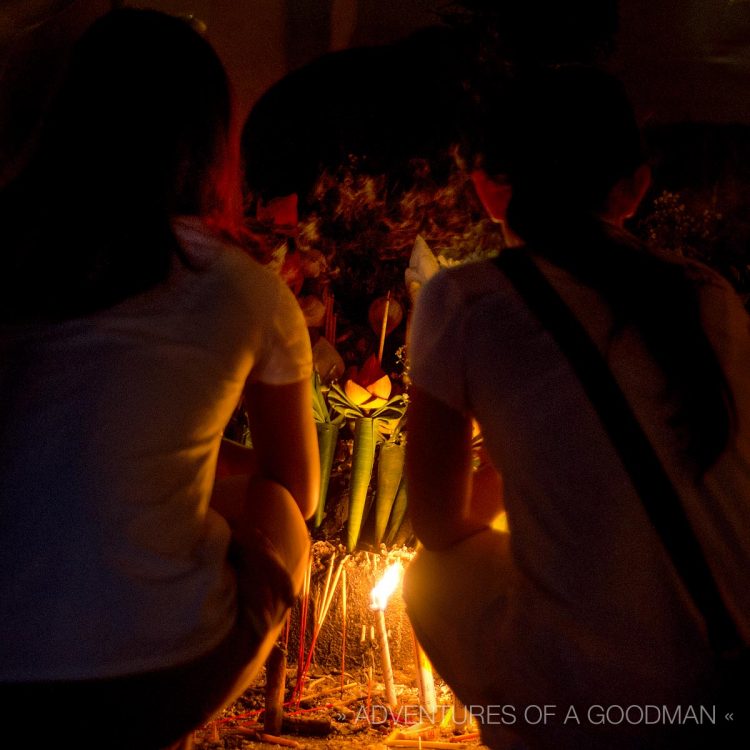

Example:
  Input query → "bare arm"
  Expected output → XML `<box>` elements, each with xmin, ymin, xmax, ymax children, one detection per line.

<box><xmin>245</xmin><ymin>378</ymin><xmax>319</xmax><ymax>520</ymax></box>
<box><xmin>406</xmin><ymin>386</ymin><xmax>502</xmax><ymax>550</ymax></box>
<box><xmin>471</xmin><ymin>442</ymin><xmax>505</xmax><ymax>526</ymax></box>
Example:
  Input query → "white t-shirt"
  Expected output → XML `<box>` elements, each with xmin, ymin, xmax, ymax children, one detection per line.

<box><xmin>0</xmin><ymin>217</ymin><xmax>312</xmax><ymax>680</ymax></box>
<box><xmin>409</xmin><ymin>254</ymin><xmax>750</xmax><ymax>705</ymax></box>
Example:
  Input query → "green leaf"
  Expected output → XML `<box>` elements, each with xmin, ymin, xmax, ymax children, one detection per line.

<box><xmin>314</xmin><ymin>421</ymin><xmax>339</xmax><ymax>528</ymax></box>
<box><xmin>371</xmin><ymin>396</ymin><xmax>407</xmax><ymax>422</ymax></box>
<box><xmin>327</xmin><ymin>383</ymin><xmax>365</xmax><ymax>420</ymax></box>
<box><xmin>374</xmin><ymin>441</ymin><xmax>406</xmax><ymax>545</ymax></box>
<box><xmin>311</xmin><ymin>371</ymin><xmax>329</xmax><ymax>423</ymax></box>
<box><xmin>346</xmin><ymin>416</ymin><xmax>376</xmax><ymax>551</ymax></box>
<box><xmin>384</xmin><ymin>478</ymin><xmax>408</xmax><ymax>547</ymax></box>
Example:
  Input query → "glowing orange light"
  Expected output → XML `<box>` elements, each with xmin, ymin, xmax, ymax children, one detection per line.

<box><xmin>370</xmin><ymin>561</ymin><xmax>402</xmax><ymax>611</ymax></box>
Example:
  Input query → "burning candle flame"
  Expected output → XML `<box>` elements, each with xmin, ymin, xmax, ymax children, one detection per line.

<box><xmin>370</xmin><ymin>561</ymin><xmax>402</xmax><ymax>611</ymax></box>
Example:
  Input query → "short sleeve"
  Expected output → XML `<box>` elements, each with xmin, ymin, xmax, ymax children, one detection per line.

<box><xmin>251</xmin><ymin>276</ymin><xmax>313</xmax><ymax>385</ymax></box>
<box><xmin>408</xmin><ymin>269</ymin><xmax>469</xmax><ymax>413</ymax></box>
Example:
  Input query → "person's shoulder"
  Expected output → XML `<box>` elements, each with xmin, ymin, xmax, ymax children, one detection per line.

<box><xmin>674</xmin><ymin>255</ymin><xmax>744</xmax><ymax>309</ymax></box>
<box><xmin>669</xmin><ymin>255</ymin><xmax>750</xmax><ymax>343</ymax></box>
<box><xmin>421</xmin><ymin>256</ymin><xmax>504</xmax><ymax>305</ymax></box>
<box><xmin>173</xmin><ymin>216</ymin><xmax>283</xmax><ymax>291</ymax></box>
<box><xmin>412</xmin><ymin>257</ymin><xmax>508</xmax><ymax>344</ymax></box>
<box><xmin>678</xmin><ymin>255</ymin><xmax>729</xmax><ymax>288</ymax></box>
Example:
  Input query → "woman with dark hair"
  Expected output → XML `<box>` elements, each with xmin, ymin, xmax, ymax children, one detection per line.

<box><xmin>404</xmin><ymin>66</ymin><xmax>750</xmax><ymax>748</ymax></box>
<box><xmin>0</xmin><ymin>9</ymin><xmax>317</xmax><ymax>749</ymax></box>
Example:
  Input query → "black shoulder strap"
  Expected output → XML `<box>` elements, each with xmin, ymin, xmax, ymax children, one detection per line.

<box><xmin>495</xmin><ymin>248</ymin><xmax>743</xmax><ymax>656</ymax></box>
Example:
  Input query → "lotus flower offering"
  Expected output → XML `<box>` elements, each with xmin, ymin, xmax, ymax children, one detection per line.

<box><xmin>344</xmin><ymin>354</ymin><xmax>392</xmax><ymax>411</ymax></box>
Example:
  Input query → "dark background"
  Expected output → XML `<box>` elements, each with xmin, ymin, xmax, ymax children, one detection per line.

<box><xmin>2</xmin><ymin>1</ymin><xmax>749</xmax><ymax>124</ymax></box>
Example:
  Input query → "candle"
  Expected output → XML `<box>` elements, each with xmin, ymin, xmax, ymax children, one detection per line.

<box><xmin>412</xmin><ymin>629</ymin><xmax>437</xmax><ymax>716</ymax></box>
<box><xmin>375</xmin><ymin>608</ymin><xmax>397</xmax><ymax>708</ymax></box>
<box><xmin>370</xmin><ymin>561</ymin><xmax>403</xmax><ymax>709</ymax></box>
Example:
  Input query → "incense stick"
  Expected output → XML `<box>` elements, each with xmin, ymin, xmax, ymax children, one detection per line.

<box><xmin>378</xmin><ymin>291</ymin><xmax>391</xmax><ymax>364</ymax></box>
<box><xmin>293</xmin><ymin>556</ymin><xmax>313</xmax><ymax>700</ymax></box>
<box><xmin>298</xmin><ymin>555</ymin><xmax>347</xmax><ymax>687</ymax></box>
<box><xmin>340</xmin><ymin>566</ymin><xmax>347</xmax><ymax>697</ymax></box>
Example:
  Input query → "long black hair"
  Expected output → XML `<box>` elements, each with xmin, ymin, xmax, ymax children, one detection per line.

<box><xmin>0</xmin><ymin>8</ymin><xmax>242</xmax><ymax>322</ymax></box>
<box><xmin>484</xmin><ymin>65</ymin><xmax>734</xmax><ymax>474</ymax></box>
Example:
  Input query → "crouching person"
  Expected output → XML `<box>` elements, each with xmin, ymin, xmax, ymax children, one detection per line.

<box><xmin>0</xmin><ymin>9</ymin><xmax>318</xmax><ymax>749</ymax></box>
<box><xmin>404</xmin><ymin>66</ymin><xmax>750</xmax><ymax>749</ymax></box>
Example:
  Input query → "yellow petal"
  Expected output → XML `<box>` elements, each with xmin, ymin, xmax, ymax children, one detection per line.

<box><xmin>344</xmin><ymin>379</ymin><xmax>372</xmax><ymax>406</ymax></box>
<box><xmin>367</xmin><ymin>373</ymin><xmax>392</xmax><ymax>400</ymax></box>
<box><xmin>362</xmin><ymin>395</ymin><xmax>388</xmax><ymax>411</ymax></box>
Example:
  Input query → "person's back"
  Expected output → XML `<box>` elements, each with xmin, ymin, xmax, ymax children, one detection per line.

<box><xmin>404</xmin><ymin>66</ymin><xmax>750</xmax><ymax>749</ymax></box>
<box><xmin>0</xmin><ymin>10</ymin><xmax>317</xmax><ymax>748</ymax></box>
<box><xmin>0</xmin><ymin>219</ymin><xmax>306</xmax><ymax>677</ymax></box>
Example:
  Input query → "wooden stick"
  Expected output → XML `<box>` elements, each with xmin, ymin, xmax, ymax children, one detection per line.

<box><xmin>230</xmin><ymin>727</ymin><xmax>259</xmax><ymax>736</ymax></box>
<box><xmin>264</xmin><ymin>644</ymin><xmax>287</xmax><ymax>734</ymax></box>
<box><xmin>305</xmin><ymin>675</ymin><xmax>331</xmax><ymax>692</ymax></box>
<box><xmin>282</xmin><ymin>611</ymin><xmax>291</xmax><ymax>650</ymax></box>
<box><xmin>450</xmin><ymin>733</ymin><xmax>481</xmax><ymax>742</ymax></box>
<box><xmin>340</xmin><ymin>566</ymin><xmax>347</xmax><ymax>697</ymax></box>
<box><xmin>301</xmin><ymin>681</ymin><xmax>358</xmax><ymax>701</ymax></box>
<box><xmin>385</xmin><ymin>727</ymin><xmax>402</xmax><ymax>743</ymax></box>
<box><xmin>330</xmin><ymin>694</ymin><xmax>369</xmax><ymax>708</ymax></box>
<box><xmin>323</xmin><ymin>288</ymin><xmax>330</xmax><ymax>341</ymax></box>
<box><xmin>256</xmin><ymin>732</ymin><xmax>302</xmax><ymax>748</ymax></box>
<box><xmin>333</xmin><ymin>705</ymin><xmax>355</xmax><ymax>720</ymax></box>
<box><xmin>385</xmin><ymin>741</ymin><xmax>465</xmax><ymax>749</ymax></box>
<box><xmin>378</xmin><ymin>291</ymin><xmax>391</xmax><ymax>365</ymax></box>
<box><xmin>399</xmin><ymin>722</ymin><xmax>437</xmax><ymax>738</ymax></box>
<box><xmin>324</xmin><ymin>290</ymin><xmax>335</xmax><ymax>343</ymax></box>
<box><xmin>229</xmin><ymin>726</ymin><xmax>265</xmax><ymax>736</ymax></box>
